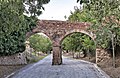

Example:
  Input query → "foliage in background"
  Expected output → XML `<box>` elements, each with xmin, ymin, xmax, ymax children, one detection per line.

<box><xmin>66</xmin><ymin>6</ymin><xmax>96</xmax><ymax>56</ymax></box>
<box><xmin>23</xmin><ymin>0</ymin><xmax>50</xmax><ymax>16</ymax></box>
<box><xmin>77</xmin><ymin>0</ymin><xmax>120</xmax><ymax>67</ymax></box>
<box><xmin>62</xmin><ymin>33</ymin><xmax>95</xmax><ymax>56</ymax></box>
<box><xmin>77</xmin><ymin>0</ymin><xmax>120</xmax><ymax>49</ymax></box>
<box><xmin>0</xmin><ymin>0</ymin><xmax>50</xmax><ymax>56</ymax></box>
<box><xmin>68</xmin><ymin>7</ymin><xmax>96</xmax><ymax>23</ymax></box>
<box><xmin>29</xmin><ymin>34</ymin><xmax>52</xmax><ymax>53</ymax></box>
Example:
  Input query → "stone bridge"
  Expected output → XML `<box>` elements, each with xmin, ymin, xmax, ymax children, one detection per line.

<box><xmin>26</xmin><ymin>20</ymin><xmax>96</xmax><ymax>65</ymax></box>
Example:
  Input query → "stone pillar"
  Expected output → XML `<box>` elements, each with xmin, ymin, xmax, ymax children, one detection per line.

<box><xmin>52</xmin><ymin>45</ymin><xmax>62</xmax><ymax>65</ymax></box>
<box><xmin>96</xmin><ymin>48</ymin><xmax>111</xmax><ymax>64</ymax></box>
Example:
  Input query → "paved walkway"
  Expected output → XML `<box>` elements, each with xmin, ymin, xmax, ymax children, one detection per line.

<box><xmin>9</xmin><ymin>55</ymin><xmax>110</xmax><ymax>78</ymax></box>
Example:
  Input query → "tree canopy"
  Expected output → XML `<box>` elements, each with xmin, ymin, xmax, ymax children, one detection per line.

<box><xmin>23</xmin><ymin>0</ymin><xmax>50</xmax><ymax>16</ymax></box>
<box><xmin>62</xmin><ymin>33</ymin><xmax>95</xmax><ymax>56</ymax></box>
<box><xmin>29</xmin><ymin>34</ymin><xmax>52</xmax><ymax>53</ymax></box>
<box><xmin>76</xmin><ymin>0</ymin><xmax>120</xmax><ymax>67</ymax></box>
<box><xmin>0</xmin><ymin>0</ymin><xmax>50</xmax><ymax>56</ymax></box>
<box><xmin>76</xmin><ymin>0</ymin><xmax>120</xmax><ymax>49</ymax></box>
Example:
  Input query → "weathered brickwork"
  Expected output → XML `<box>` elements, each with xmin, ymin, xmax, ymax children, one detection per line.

<box><xmin>26</xmin><ymin>20</ymin><xmax>95</xmax><ymax>65</ymax></box>
<box><xmin>0</xmin><ymin>20</ymin><xmax>110</xmax><ymax>65</ymax></box>
<box><xmin>96</xmin><ymin>49</ymin><xmax>111</xmax><ymax>64</ymax></box>
<box><xmin>26</xmin><ymin>20</ymin><xmax>93</xmax><ymax>40</ymax></box>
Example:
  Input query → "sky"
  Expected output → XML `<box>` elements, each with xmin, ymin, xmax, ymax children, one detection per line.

<box><xmin>39</xmin><ymin>0</ymin><xmax>80</xmax><ymax>21</ymax></box>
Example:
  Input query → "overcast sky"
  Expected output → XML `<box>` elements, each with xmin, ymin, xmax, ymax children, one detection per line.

<box><xmin>39</xmin><ymin>0</ymin><xmax>80</xmax><ymax>21</ymax></box>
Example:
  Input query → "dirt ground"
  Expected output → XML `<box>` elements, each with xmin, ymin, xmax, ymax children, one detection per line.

<box><xmin>63</xmin><ymin>53</ymin><xmax>120</xmax><ymax>78</ymax></box>
<box><xmin>98</xmin><ymin>58</ymin><xmax>120</xmax><ymax>78</ymax></box>
<box><xmin>0</xmin><ymin>53</ymin><xmax>47</xmax><ymax>78</ymax></box>
<box><xmin>0</xmin><ymin>65</ymin><xmax>26</xmax><ymax>78</ymax></box>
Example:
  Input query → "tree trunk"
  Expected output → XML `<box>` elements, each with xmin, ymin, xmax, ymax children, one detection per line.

<box><xmin>112</xmin><ymin>33</ymin><xmax>116</xmax><ymax>68</ymax></box>
<box><xmin>72</xmin><ymin>51</ymin><xmax>74</xmax><ymax>58</ymax></box>
<box><xmin>88</xmin><ymin>49</ymin><xmax>90</xmax><ymax>61</ymax></box>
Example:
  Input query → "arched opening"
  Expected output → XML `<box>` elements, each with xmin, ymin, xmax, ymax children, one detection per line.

<box><xmin>60</xmin><ymin>31</ymin><xmax>96</xmax><ymax>63</ymax></box>
<box><xmin>25</xmin><ymin>33</ymin><xmax>52</xmax><ymax>63</ymax></box>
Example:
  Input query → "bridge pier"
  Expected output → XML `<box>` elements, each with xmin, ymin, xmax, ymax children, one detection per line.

<box><xmin>52</xmin><ymin>45</ymin><xmax>62</xmax><ymax>65</ymax></box>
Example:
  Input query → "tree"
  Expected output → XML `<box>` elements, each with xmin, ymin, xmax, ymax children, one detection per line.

<box><xmin>29</xmin><ymin>34</ymin><xmax>52</xmax><ymax>53</ymax></box>
<box><xmin>76</xmin><ymin>0</ymin><xmax>120</xmax><ymax>48</ymax></box>
<box><xmin>67</xmin><ymin>6</ymin><xmax>96</xmax><ymax>58</ymax></box>
<box><xmin>23</xmin><ymin>0</ymin><xmax>50</xmax><ymax>17</ymax></box>
<box><xmin>62</xmin><ymin>33</ymin><xmax>95</xmax><ymax>58</ymax></box>
<box><xmin>0</xmin><ymin>0</ymin><xmax>50</xmax><ymax>56</ymax></box>
<box><xmin>77</xmin><ymin>0</ymin><xmax>120</xmax><ymax>67</ymax></box>
<box><xmin>82</xmin><ymin>35</ymin><xmax>95</xmax><ymax>59</ymax></box>
<box><xmin>68</xmin><ymin>7</ymin><xmax>96</xmax><ymax>23</ymax></box>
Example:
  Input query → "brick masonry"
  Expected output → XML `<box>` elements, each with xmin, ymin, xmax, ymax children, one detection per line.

<box><xmin>0</xmin><ymin>20</ymin><xmax>110</xmax><ymax>65</ymax></box>
<box><xmin>26</xmin><ymin>20</ymin><xmax>96</xmax><ymax>65</ymax></box>
<box><xmin>96</xmin><ymin>48</ymin><xmax>111</xmax><ymax>64</ymax></box>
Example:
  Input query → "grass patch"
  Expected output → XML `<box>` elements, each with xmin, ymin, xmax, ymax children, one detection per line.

<box><xmin>27</xmin><ymin>54</ymin><xmax>48</xmax><ymax>63</ymax></box>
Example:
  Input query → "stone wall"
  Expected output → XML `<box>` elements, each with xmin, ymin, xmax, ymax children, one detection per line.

<box><xmin>96</xmin><ymin>48</ymin><xmax>111</xmax><ymax>64</ymax></box>
<box><xmin>0</xmin><ymin>52</ymin><xmax>27</xmax><ymax>65</ymax></box>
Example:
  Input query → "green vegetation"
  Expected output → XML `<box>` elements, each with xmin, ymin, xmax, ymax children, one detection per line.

<box><xmin>62</xmin><ymin>33</ymin><xmax>95</xmax><ymax>57</ymax></box>
<box><xmin>0</xmin><ymin>0</ymin><xmax>50</xmax><ymax>56</ymax></box>
<box><xmin>63</xmin><ymin>0</ymin><xmax>120</xmax><ymax>63</ymax></box>
<box><xmin>1</xmin><ymin>0</ymin><xmax>120</xmax><ymax>65</ymax></box>
<box><xmin>64</xmin><ymin>3</ymin><xmax>96</xmax><ymax>58</ymax></box>
<box><xmin>77</xmin><ymin>0</ymin><xmax>120</xmax><ymax>49</ymax></box>
<box><xmin>26</xmin><ymin>51</ymin><xmax>48</xmax><ymax>63</ymax></box>
<box><xmin>77</xmin><ymin>0</ymin><xmax>120</xmax><ymax>67</ymax></box>
<box><xmin>29</xmin><ymin>34</ymin><xmax>52</xmax><ymax>54</ymax></box>
<box><xmin>68</xmin><ymin>7</ymin><xmax>96</xmax><ymax>23</ymax></box>
<box><xmin>23</xmin><ymin>0</ymin><xmax>50</xmax><ymax>16</ymax></box>
<box><xmin>68</xmin><ymin>0</ymin><xmax>120</xmax><ymax>51</ymax></box>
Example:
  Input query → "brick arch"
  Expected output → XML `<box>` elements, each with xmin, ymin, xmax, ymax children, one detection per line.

<box><xmin>26</xmin><ymin>31</ymin><xmax>52</xmax><ymax>41</ymax></box>
<box><xmin>26</xmin><ymin>20</ymin><xmax>94</xmax><ymax>65</ymax></box>
<box><xmin>59</xmin><ymin>29</ymin><xmax>95</xmax><ymax>44</ymax></box>
<box><xmin>59</xmin><ymin>29</ymin><xmax>96</xmax><ymax>64</ymax></box>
